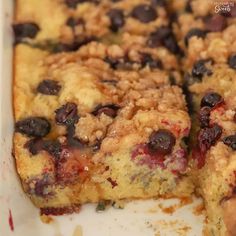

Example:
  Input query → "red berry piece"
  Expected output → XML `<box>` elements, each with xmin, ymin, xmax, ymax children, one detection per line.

<box><xmin>197</xmin><ymin>123</ymin><xmax>222</xmax><ymax>153</ymax></box>
<box><xmin>199</xmin><ymin>106</ymin><xmax>211</xmax><ymax>128</ymax></box>
<box><xmin>205</xmin><ymin>15</ymin><xmax>227</xmax><ymax>32</ymax></box>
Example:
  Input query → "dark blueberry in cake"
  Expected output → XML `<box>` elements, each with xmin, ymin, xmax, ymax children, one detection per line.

<box><xmin>185</xmin><ymin>0</ymin><xmax>192</xmax><ymax>12</ymax></box>
<box><xmin>65</xmin><ymin>0</ymin><xmax>85</xmax><ymax>8</ymax></box>
<box><xmin>200</xmin><ymin>92</ymin><xmax>223</xmax><ymax>108</ymax></box>
<box><xmin>223</xmin><ymin>135</ymin><xmax>236</xmax><ymax>150</ymax></box>
<box><xmin>67</xmin><ymin>124</ymin><xmax>85</xmax><ymax>148</ymax></box>
<box><xmin>148</xmin><ymin>129</ymin><xmax>176</xmax><ymax>155</ymax></box>
<box><xmin>141</xmin><ymin>53</ymin><xmax>163</xmax><ymax>69</ymax></box>
<box><xmin>184</xmin><ymin>28</ymin><xmax>206</xmax><ymax>46</ymax></box>
<box><xmin>151</xmin><ymin>0</ymin><xmax>166</xmax><ymax>7</ymax></box>
<box><xmin>198</xmin><ymin>124</ymin><xmax>222</xmax><ymax>153</ymax></box>
<box><xmin>92</xmin><ymin>140</ymin><xmax>101</xmax><ymax>152</ymax></box>
<box><xmin>13</xmin><ymin>23</ymin><xmax>40</xmax><ymax>42</ymax></box>
<box><xmin>92</xmin><ymin>104</ymin><xmax>119</xmax><ymax>118</ymax></box>
<box><xmin>169</xmin><ymin>74</ymin><xmax>178</xmax><ymax>85</ymax></box>
<box><xmin>169</xmin><ymin>12</ymin><xmax>178</xmax><ymax>22</ymax></box>
<box><xmin>131</xmin><ymin>4</ymin><xmax>157</xmax><ymax>23</ymax></box>
<box><xmin>55</xmin><ymin>103</ymin><xmax>79</xmax><ymax>126</ymax></box>
<box><xmin>66</xmin><ymin>17</ymin><xmax>78</xmax><ymax>28</ymax></box>
<box><xmin>205</xmin><ymin>15</ymin><xmax>227</xmax><ymax>32</ymax></box>
<box><xmin>104</xmin><ymin>57</ymin><xmax>119</xmax><ymax>69</ymax></box>
<box><xmin>148</xmin><ymin>26</ymin><xmax>171</xmax><ymax>47</ymax></box>
<box><xmin>25</xmin><ymin>138</ymin><xmax>44</xmax><ymax>155</ymax></box>
<box><xmin>163</xmin><ymin>34</ymin><xmax>180</xmax><ymax>54</ymax></box>
<box><xmin>68</xmin><ymin>137</ymin><xmax>85</xmax><ymax>148</ymax></box>
<box><xmin>29</xmin><ymin>175</ymin><xmax>54</xmax><ymax>197</ymax></box>
<box><xmin>192</xmin><ymin>59</ymin><xmax>212</xmax><ymax>78</ymax></box>
<box><xmin>37</xmin><ymin>80</ymin><xmax>61</xmax><ymax>95</ymax></box>
<box><xmin>43</xmin><ymin>140</ymin><xmax>62</xmax><ymax>159</ymax></box>
<box><xmin>199</xmin><ymin>106</ymin><xmax>211</xmax><ymax>128</ymax></box>
<box><xmin>107</xmin><ymin>9</ymin><xmax>125</xmax><ymax>32</ymax></box>
<box><xmin>15</xmin><ymin>117</ymin><xmax>51</xmax><ymax>137</ymax></box>
<box><xmin>228</xmin><ymin>54</ymin><xmax>236</xmax><ymax>70</ymax></box>
<box><xmin>147</xmin><ymin>26</ymin><xmax>180</xmax><ymax>53</ymax></box>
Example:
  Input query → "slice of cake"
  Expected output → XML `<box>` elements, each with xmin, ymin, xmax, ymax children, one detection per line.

<box><xmin>13</xmin><ymin>42</ymin><xmax>193</xmax><ymax>214</ymax></box>
<box><xmin>190</xmin><ymin>70</ymin><xmax>236</xmax><ymax>235</ymax></box>
<box><xmin>171</xmin><ymin>0</ymin><xmax>236</xmax><ymax>70</ymax></box>
<box><xmin>169</xmin><ymin>2</ymin><xmax>236</xmax><ymax>234</ymax></box>
<box><xmin>180</xmin><ymin>7</ymin><xmax>236</xmax><ymax>235</ymax></box>
<box><xmin>14</xmin><ymin>0</ymin><xmax>181</xmax><ymax>60</ymax></box>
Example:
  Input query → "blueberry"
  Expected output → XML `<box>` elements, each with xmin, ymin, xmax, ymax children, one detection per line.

<box><xmin>163</xmin><ymin>34</ymin><xmax>180</xmax><ymax>54</ymax></box>
<box><xmin>64</xmin><ymin>0</ymin><xmax>84</xmax><ymax>8</ymax></box>
<box><xmin>43</xmin><ymin>140</ymin><xmax>62</xmax><ymax>159</ymax></box>
<box><xmin>15</xmin><ymin>117</ymin><xmax>51</xmax><ymax>137</ymax></box>
<box><xmin>223</xmin><ymin>135</ymin><xmax>236</xmax><ymax>150</ymax></box>
<box><xmin>131</xmin><ymin>4</ymin><xmax>157</xmax><ymax>23</ymax></box>
<box><xmin>55</xmin><ymin>103</ymin><xmax>79</xmax><ymax>126</ymax></box>
<box><xmin>107</xmin><ymin>9</ymin><xmax>125</xmax><ymax>32</ymax></box>
<box><xmin>141</xmin><ymin>53</ymin><xmax>163</xmax><ymax>69</ymax></box>
<box><xmin>92</xmin><ymin>104</ymin><xmax>119</xmax><ymax>118</ymax></box>
<box><xmin>198</xmin><ymin>123</ymin><xmax>222</xmax><ymax>153</ymax></box>
<box><xmin>148</xmin><ymin>129</ymin><xmax>176</xmax><ymax>155</ymax></box>
<box><xmin>25</xmin><ymin>138</ymin><xmax>44</xmax><ymax>155</ymax></box>
<box><xmin>148</xmin><ymin>26</ymin><xmax>171</xmax><ymax>47</ymax></box>
<box><xmin>151</xmin><ymin>0</ymin><xmax>166</xmax><ymax>7</ymax></box>
<box><xmin>104</xmin><ymin>57</ymin><xmax>120</xmax><ymax>69</ymax></box>
<box><xmin>66</xmin><ymin>17</ymin><xmax>79</xmax><ymax>28</ymax></box>
<box><xmin>37</xmin><ymin>80</ymin><xmax>61</xmax><ymax>95</ymax></box>
<box><xmin>185</xmin><ymin>0</ymin><xmax>192</xmax><ymax>12</ymax></box>
<box><xmin>13</xmin><ymin>23</ymin><xmax>40</xmax><ymax>43</ymax></box>
<box><xmin>28</xmin><ymin>175</ymin><xmax>54</xmax><ymax>197</ymax></box>
<box><xmin>192</xmin><ymin>59</ymin><xmax>212</xmax><ymax>78</ymax></box>
<box><xmin>200</xmin><ymin>92</ymin><xmax>223</xmax><ymax>108</ymax></box>
<box><xmin>147</xmin><ymin>26</ymin><xmax>180</xmax><ymax>53</ymax></box>
<box><xmin>228</xmin><ymin>54</ymin><xmax>236</xmax><ymax>70</ymax></box>
<box><xmin>25</xmin><ymin>138</ymin><xmax>62</xmax><ymax>158</ymax></box>
<box><xmin>185</xmin><ymin>28</ymin><xmax>206</xmax><ymax>46</ymax></box>
<box><xmin>199</xmin><ymin>106</ymin><xmax>211</xmax><ymax>128</ymax></box>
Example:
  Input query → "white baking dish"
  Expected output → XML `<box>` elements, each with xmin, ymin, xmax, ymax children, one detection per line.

<box><xmin>0</xmin><ymin>1</ymin><xmax>204</xmax><ymax>235</ymax></box>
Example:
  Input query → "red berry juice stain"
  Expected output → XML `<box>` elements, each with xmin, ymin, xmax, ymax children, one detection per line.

<box><xmin>8</xmin><ymin>209</ymin><xmax>14</xmax><ymax>231</ymax></box>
